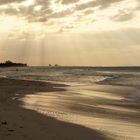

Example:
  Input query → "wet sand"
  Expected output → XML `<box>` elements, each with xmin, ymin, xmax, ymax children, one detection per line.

<box><xmin>0</xmin><ymin>78</ymin><xmax>140</xmax><ymax>140</ymax></box>
<box><xmin>0</xmin><ymin>78</ymin><xmax>109</xmax><ymax>140</ymax></box>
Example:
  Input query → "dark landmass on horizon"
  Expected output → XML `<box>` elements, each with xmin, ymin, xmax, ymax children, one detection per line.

<box><xmin>0</xmin><ymin>60</ymin><xmax>27</xmax><ymax>67</ymax></box>
<box><xmin>1</xmin><ymin>60</ymin><xmax>140</xmax><ymax>71</ymax></box>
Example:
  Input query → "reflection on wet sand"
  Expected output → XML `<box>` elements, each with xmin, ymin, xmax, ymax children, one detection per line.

<box><xmin>22</xmin><ymin>83</ymin><xmax>140</xmax><ymax>140</ymax></box>
<box><xmin>0</xmin><ymin>78</ymin><xmax>109</xmax><ymax>140</ymax></box>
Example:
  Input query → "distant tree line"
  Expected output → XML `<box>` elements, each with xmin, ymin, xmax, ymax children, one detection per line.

<box><xmin>0</xmin><ymin>60</ymin><xmax>27</xmax><ymax>67</ymax></box>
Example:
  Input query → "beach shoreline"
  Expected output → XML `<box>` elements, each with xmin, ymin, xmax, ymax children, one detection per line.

<box><xmin>0</xmin><ymin>77</ymin><xmax>140</xmax><ymax>140</ymax></box>
<box><xmin>0</xmin><ymin>77</ymin><xmax>109</xmax><ymax>140</ymax></box>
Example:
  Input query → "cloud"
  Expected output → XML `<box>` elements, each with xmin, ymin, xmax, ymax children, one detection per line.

<box><xmin>50</xmin><ymin>9</ymin><xmax>72</xmax><ymax>19</ymax></box>
<box><xmin>0</xmin><ymin>7</ymin><xmax>18</xmax><ymax>15</ymax></box>
<box><xmin>57</xmin><ymin>24</ymin><xmax>75</xmax><ymax>33</ymax></box>
<box><xmin>0</xmin><ymin>0</ymin><xmax>137</xmax><ymax>21</ymax></box>
<box><xmin>111</xmin><ymin>11</ymin><xmax>134</xmax><ymax>22</ymax></box>
<box><xmin>0</xmin><ymin>0</ymin><xmax>139</xmax><ymax>34</ymax></box>
<box><xmin>0</xmin><ymin>0</ymin><xmax>24</xmax><ymax>5</ymax></box>
<box><xmin>76</xmin><ymin>0</ymin><xmax>124</xmax><ymax>11</ymax></box>
<box><xmin>58</xmin><ymin>0</ymin><xmax>79</xmax><ymax>4</ymax></box>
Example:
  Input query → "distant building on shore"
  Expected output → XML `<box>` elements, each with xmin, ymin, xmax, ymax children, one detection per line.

<box><xmin>54</xmin><ymin>64</ymin><xmax>58</xmax><ymax>67</ymax></box>
<box><xmin>48</xmin><ymin>64</ymin><xmax>59</xmax><ymax>67</ymax></box>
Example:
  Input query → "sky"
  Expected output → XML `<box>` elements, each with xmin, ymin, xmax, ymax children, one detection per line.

<box><xmin>0</xmin><ymin>0</ymin><xmax>140</xmax><ymax>66</ymax></box>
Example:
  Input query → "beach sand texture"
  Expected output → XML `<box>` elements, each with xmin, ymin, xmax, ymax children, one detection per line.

<box><xmin>0</xmin><ymin>78</ymin><xmax>140</xmax><ymax>140</ymax></box>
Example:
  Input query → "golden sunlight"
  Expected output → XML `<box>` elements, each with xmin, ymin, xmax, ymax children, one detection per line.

<box><xmin>0</xmin><ymin>1</ymin><xmax>140</xmax><ymax>140</ymax></box>
<box><xmin>21</xmin><ymin>0</ymin><xmax>35</xmax><ymax>7</ymax></box>
<box><xmin>50</xmin><ymin>0</ymin><xmax>72</xmax><ymax>13</ymax></box>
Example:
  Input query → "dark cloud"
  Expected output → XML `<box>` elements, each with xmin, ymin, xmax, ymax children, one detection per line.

<box><xmin>84</xmin><ymin>9</ymin><xmax>94</xmax><ymax>15</ymax></box>
<box><xmin>60</xmin><ymin>0</ymin><xmax>79</xmax><ymax>4</ymax></box>
<box><xmin>0</xmin><ymin>0</ymin><xmax>138</xmax><ymax>25</ymax></box>
<box><xmin>76</xmin><ymin>0</ymin><xmax>124</xmax><ymax>11</ymax></box>
<box><xmin>50</xmin><ymin>9</ymin><xmax>72</xmax><ymax>19</ymax></box>
<box><xmin>28</xmin><ymin>16</ymin><xmax>47</xmax><ymax>22</ymax></box>
<box><xmin>0</xmin><ymin>0</ymin><xmax>24</xmax><ymax>5</ymax></box>
<box><xmin>34</xmin><ymin>0</ymin><xmax>49</xmax><ymax>5</ymax></box>
<box><xmin>25</xmin><ymin>8</ymin><xmax>72</xmax><ymax>22</ymax></box>
<box><xmin>0</xmin><ymin>7</ymin><xmax>18</xmax><ymax>15</ymax></box>
<box><xmin>97</xmin><ymin>0</ymin><xmax>125</xmax><ymax>8</ymax></box>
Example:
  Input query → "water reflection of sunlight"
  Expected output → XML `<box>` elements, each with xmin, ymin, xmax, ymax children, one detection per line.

<box><xmin>20</xmin><ymin>88</ymin><xmax>140</xmax><ymax>140</ymax></box>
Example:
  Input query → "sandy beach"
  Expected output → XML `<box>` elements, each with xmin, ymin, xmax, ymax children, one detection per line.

<box><xmin>0</xmin><ymin>77</ymin><xmax>140</xmax><ymax>140</ymax></box>
<box><xmin>0</xmin><ymin>0</ymin><xmax>140</xmax><ymax>139</ymax></box>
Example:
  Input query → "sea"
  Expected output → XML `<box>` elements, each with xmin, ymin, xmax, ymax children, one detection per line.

<box><xmin>1</xmin><ymin>67</ymin><xmax>140</xmax><ymax>140</ymax></box>
<box><xmin>0</xmin><ymin>66</ymin><xmax>140</xmax><ymax>87</ymax></box>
